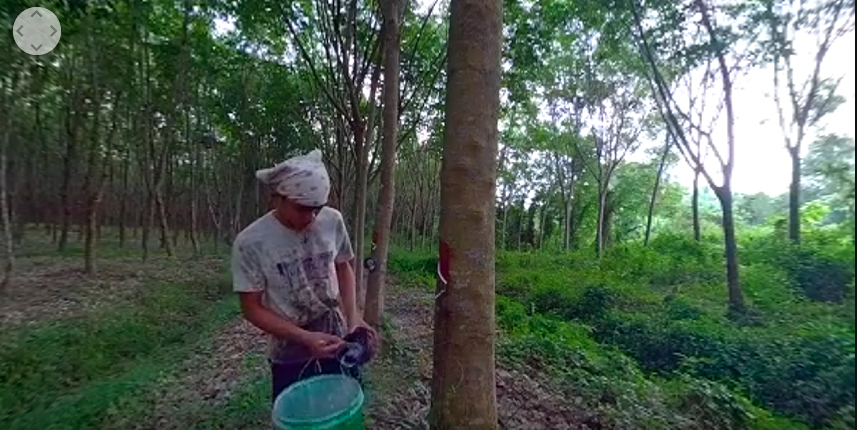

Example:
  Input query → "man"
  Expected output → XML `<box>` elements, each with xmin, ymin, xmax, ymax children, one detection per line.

<box><xmin>231</xmin><ymin>148</ymin><xmax>378</xmax><ymax>401</ymax></box>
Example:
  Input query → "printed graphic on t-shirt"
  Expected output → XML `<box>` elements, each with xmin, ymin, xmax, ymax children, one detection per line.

<box><xmin>273</xmin><ymin>250</ymin><xmax>337</xmax><ymax>317</ymax></box>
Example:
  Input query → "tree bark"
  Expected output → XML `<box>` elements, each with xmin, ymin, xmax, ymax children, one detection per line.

<box><xmin>787</xmin><ymin>146</ymin><xmax>800</xmax><ymax>242</ymax></box>
<box><xmin>0</xmin><ymin>71</ymin><xmax>14</xmax><ymax>294</ymax></box>
<box><xmin>696</xmin><ymin>0</ymin><xmax>744</xmax><ymax>314</ymax></box>
<box><xmin>119</xmin><ymin>145</ymin><xmax>129</xmax><ymax>248</ymax></box>
<box><xmin>603</xmin><ymin>190</ymin><xmax>615</xmax><ymax>249</ymax></box>
<box><xmin>58</xmin><ymin>60</ymin><xmax>79</xmax><ymax>253</ymax></box>
<box><xmin>429</xmin><ymin>0</ymin><xmax>502</xmax><ymax>426</ymax></box>
<box><xmin>353</xmin><ymin>59</ymin><xmax>382</xmax><ymax>311</ymax></box>
<box><xmin>771</xmin><ymin>0</ymin><xmax>846</xmax><ymax>244</ymax></box>
<box><xmin>0</xmin><ymin>117</ymin><xmax>12</xmax><ymax>294</ymax></box>
<box><xmin>645</xmin><ymin>137</ymin><xmax>671</xmax><ymax>246</ymax></box>
<box><xmin>692</xmin><ymin>169</ymin><xmax>701</xmax><ymax>242</ymax></box>
<box><xmin>364</xmin><ymin>0</ymin><xmax>402</xmax><ymax>327</ymax></box>
<box><xmin>716</xmin><ymin>186</ymin><xmax>744</xmax><ymax>313</ymax></box>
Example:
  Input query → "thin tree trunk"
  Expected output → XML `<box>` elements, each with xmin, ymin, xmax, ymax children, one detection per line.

<box><xmin>58</xmin><ymin>62</ymin><xmax>78</xmax><ymax>253</ymax></box>
<box><xmin>364</xmin><ymin>0</ymin><xmax>402</xmax><ymax>327</ymax></box>
<box><xmin>0</xmin><ymin>122</ymin><xmax>12</xmax><ymax>293</ymax></box>
<box><xmin>603</xmin><ymin>190</ymin><xmax>615</xmax><ymax>248</ymax></box>
<box><xmin>645</xmin><ymin>137</ymin><xmax>671</xmax><ymax>246</ymax></box>
<box><xmin>697</xmin><ymin>0</ymin><xmax>744</xmax><ymax>314</ymax></box>
<box><xmin>141</xmin><ymin>21</ymin><xmax>153</xmax><ymax>262</ymax></box>
<box><xmin>85</xmin><ymin>126</ymin><xmax>117</xmax><ymax>275</ymax></box>
<box><xmin>539</xmin><ymin>201</ymin><xmax>548</xmax><ymax>250</ymax></box>
<box><xmin>501</xmin><ymin>203</ymin><xmax>509</xmax><ymax>250</ymax></box>
<box><xmin>409</xmin><ymin>196</ymin><xmax>418</xmax><ymax>251</ymax></box>
<box><xmin>788</xmin><ymin>146</ymin><xmax>800</xmax><ymax>242</ymax></box>
<box><xmin>595</xmin><ymin>185</ymin><xmax>607</xmax><ymax>258</ymax></box>
<box><xmin>716</xmin><ymin>186</ymin><xmax>744</xmax><ymax>313</ymax></box>
<box><xmin>119</xmin><ymin>146</ymin><xmax>129</xmax><ymax>247</ymax></box>
<box><xmin>353</xmin><ymin>60</ymin><xmax>382</xmax><ymax>311</ymax></box>
<box><xmin>692</xmin><ymin>170</ymin><xmax>701</xmax><ymax>242</ymax></box>
<box><xmin>189</xmin><ymin>123</ymin><xmax>200</xmax><ymax>254</ymax></box>
<box><xmin>83</xmin><ymin>70</ymin><xmax>102</xmax><ymax>273</ymax></box>
<box><xmin>0</xmin><ymin>71</ymin><xmax>14</xmax><ymax>294</ymax></box>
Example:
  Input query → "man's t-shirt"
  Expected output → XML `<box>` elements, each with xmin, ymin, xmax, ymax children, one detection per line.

<box><xmin>231</xmin><ymin>207</ymin><xmax>355</xmax><ymax>364</ymax></box>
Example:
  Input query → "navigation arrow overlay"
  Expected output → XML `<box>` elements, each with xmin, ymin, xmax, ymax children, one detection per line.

<box><xmin>31</xmin><ymin>10</ymin><xmax>43</xmax><ymax>17</ymax></box>
<box><xmin>50</xmin><ymin>26</ymin><xmax>57</xmax><ymax>37</ymax></box>
<box><xmin>16</xmin><ymin>26</ymin><xmax>23</xmax><ymax>36</ymax></box>
<box><xmin>32</xmin><ymin>44</ymin><xmax>42</xmax><ymax>51</ymax></box>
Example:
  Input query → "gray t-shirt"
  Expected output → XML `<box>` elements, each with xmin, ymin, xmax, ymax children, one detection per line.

<box><xmin>231</xmin><ymin>208</ymin><xmax>355</xmax><ymax>364</ymax></box>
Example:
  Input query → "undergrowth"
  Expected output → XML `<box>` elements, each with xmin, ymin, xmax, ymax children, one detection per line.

<box><xmin>0</xmin><ymin>273</ymin><xmax>237</xmax><ymax>429</ymax></box>
<box><xmin>388</xmin><ymin>228</ymin><xmax>855</xmax><ymax>430</ymax></box>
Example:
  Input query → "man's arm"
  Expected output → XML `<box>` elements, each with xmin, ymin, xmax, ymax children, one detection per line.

<box><xmin>331</xmin><ymin>209</ymin><xmax>360</xmax><ymax>331</ymax></box>
<box><xmin>336</xmin><ymin>260</ymin><xmax>360</xmax><ymax>330</ymax></box>
<box><xmin>239</xmin><ymin>292</ymin><xmax>310</xmax><ymax>344</ymax></box>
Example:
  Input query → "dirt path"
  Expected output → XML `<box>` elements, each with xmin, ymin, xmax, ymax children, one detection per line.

<box><xmin>367</xmin><ymin>283</ymin><xmax>588</xmax><ymax>430</ymax></box>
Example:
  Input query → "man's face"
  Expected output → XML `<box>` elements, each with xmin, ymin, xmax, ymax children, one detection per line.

<box><xmin>274</xmin><ymin>195</ymin><xmax>324</xmax><ymax>230</ymax></box>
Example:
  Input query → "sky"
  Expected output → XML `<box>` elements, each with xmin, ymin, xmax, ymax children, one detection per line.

<box><xmin>214</xmin><ymin>6</ymin><xmax>855</xmax><ymax>197</ymax></box>
<box><xmin>666</xmin><ymin>31</ymin><xmax>856</xmax><ymax>196</ymax></box>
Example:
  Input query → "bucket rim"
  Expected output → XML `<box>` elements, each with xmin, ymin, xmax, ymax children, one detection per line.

<box><xmin>272</xmin><ymin>374</ymin><xmax>364</xmax><ymax>426</ymax></box>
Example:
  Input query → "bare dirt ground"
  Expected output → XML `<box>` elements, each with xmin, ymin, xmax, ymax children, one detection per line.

<box><xmin>0</xmin><ymin>253</ymin><xmax>225</xmax><ymax>327</ymax></box>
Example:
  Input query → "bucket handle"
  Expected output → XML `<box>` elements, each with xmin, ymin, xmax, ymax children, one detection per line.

<box><xmin>296</xmin><ymin>356</ymin><xmax>353</xmax><ymax>382</ymax></box>
<box><xmin>297</xmin><ymin>358</ymin><xmax>324</xmax><ymax>381</ymax></box>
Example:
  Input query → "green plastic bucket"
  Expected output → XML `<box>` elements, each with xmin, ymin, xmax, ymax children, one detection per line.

<box><xmin>272</xmin><ymin>374</ymin><xmax>364</xmax><ymax>430</ymax></box>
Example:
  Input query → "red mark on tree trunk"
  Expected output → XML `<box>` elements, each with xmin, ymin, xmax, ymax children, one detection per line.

<box><xmin>372</xmin><ymin>231</ymin><xmax>379</xmax><ymax>245</ymax></box>
<box><xmin>438</xmin><ymin>240</ymin><xmax>451</xmax><ymax>285</ymax></box>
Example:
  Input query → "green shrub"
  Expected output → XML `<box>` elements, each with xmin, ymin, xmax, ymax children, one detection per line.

<box><xmin>665</xmin><ymin>296</ymin><xmax>704</xmax><ymax>320</ymax></box>
<box><xmin>495</xmin><ymin>297</ymin><xmax>810</xmax><ymax>430</ymax></box>
<box><xmin>781</xmin><ymin>245</ymin><xmax>854</xmax><ymax>302</ymax></box>
<box><xmin>742</xmin><ymin>230</ymin><xmax>855</xmax><ymax>303</ymax></box>
<box><xmin>601</xmin><ymin>235</ymin><xmax>724</xmax><ymax>288</ymax></box>
<box><xmin>592</xmin><ymin>305</ymin><xmax>855</xmax><ymax>428</ymax></box>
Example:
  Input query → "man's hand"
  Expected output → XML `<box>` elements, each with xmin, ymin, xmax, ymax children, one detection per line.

<box><xmin>299</xmin><ymin>331</ymin><xmax>346</xmax><ymax>359</ymax></box>
<box><xmin>348</xmin><ymin>318</ymin><xmax>380</xmax><ymax>352</ymax></box>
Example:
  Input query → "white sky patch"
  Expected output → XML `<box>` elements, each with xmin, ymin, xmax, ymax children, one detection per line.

<box><xmin>213</xmin><ymin>16</ymin><xmax>236</xmax><ymax>36</ymax></box>
<box><xmin>667</xmin><ymin>31</ymin><xmax>856</xmax><ymax>196</ymax></box>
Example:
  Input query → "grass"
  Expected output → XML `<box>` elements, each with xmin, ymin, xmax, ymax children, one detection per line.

<box><xmin>0</xmin><ymin>279</ymin><xmax>239</xmax><ymax>429</ymax></box>
<box><xmin>0</xmin><ymin>230</ymin><xmax>242</xmax><ymax>429</ymax></box>
<box><xmin>188</xmin><ymin>375</ymin><xmax>271</xmax><ymax>430</ymax></box>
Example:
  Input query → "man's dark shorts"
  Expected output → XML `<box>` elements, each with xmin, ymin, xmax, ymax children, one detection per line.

<box><xmin>270</xmin><ymin>358</ymin><xmax>363</xmax><ymax>401</ymax></box>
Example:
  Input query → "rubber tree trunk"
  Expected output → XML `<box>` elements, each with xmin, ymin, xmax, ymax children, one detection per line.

<box><xmin>692</xmin><ymin>169</ymin><xmax>701</xmax><ymax>242</ymax></box>
<box><xmin>715</xmin><ymin>185</ymin><xmax>744</xmax><ymax>314</ymax></box>
<box><xmin>353</xmin><ymin>61</ymin><xmax>382</xmax><ymax>312</ymax></box>
<box><xmin>429</xmin><ymin>0</ymin><xmax>502</xmax><ymax>426</ymax></box>
<box><xmin>787</xmin><ymin>146</ymin><xmax>801</xmax><ymax>243</ymax></box>
<box><xmin>364</xmin><ymin>0</ymin><xmax>401</xmax><ymax>327</ymax></box>
<box><xmin>645</xmin><ymin>137</ymin><xmax>671</xmax><ymax>246</ymax></box>
<box><xmin>595</xmin><ymin>184</ymin><xmax>607</xmax><ymax>259</ymax></box>
<box><xmin>58</xmin><ymin>78</ymin><xmax>77</xmax><ymax>253</ymax></box>
<box><xmin>0</xmin><ymin>72</ymin><xmax>14</xmax><ymax>293</ymax></box>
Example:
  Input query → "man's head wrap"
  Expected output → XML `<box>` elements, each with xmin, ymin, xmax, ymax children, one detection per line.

<box><xmin>255</xmin><ymin>149</ymin><xmax>331</xmax><ymax>207</ymax></box>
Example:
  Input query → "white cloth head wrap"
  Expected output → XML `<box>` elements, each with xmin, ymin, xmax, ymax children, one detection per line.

<box><xmin>255</xmin><ymin>149</ymin><xmax>331</xmax><ymax>207</ymax></box>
